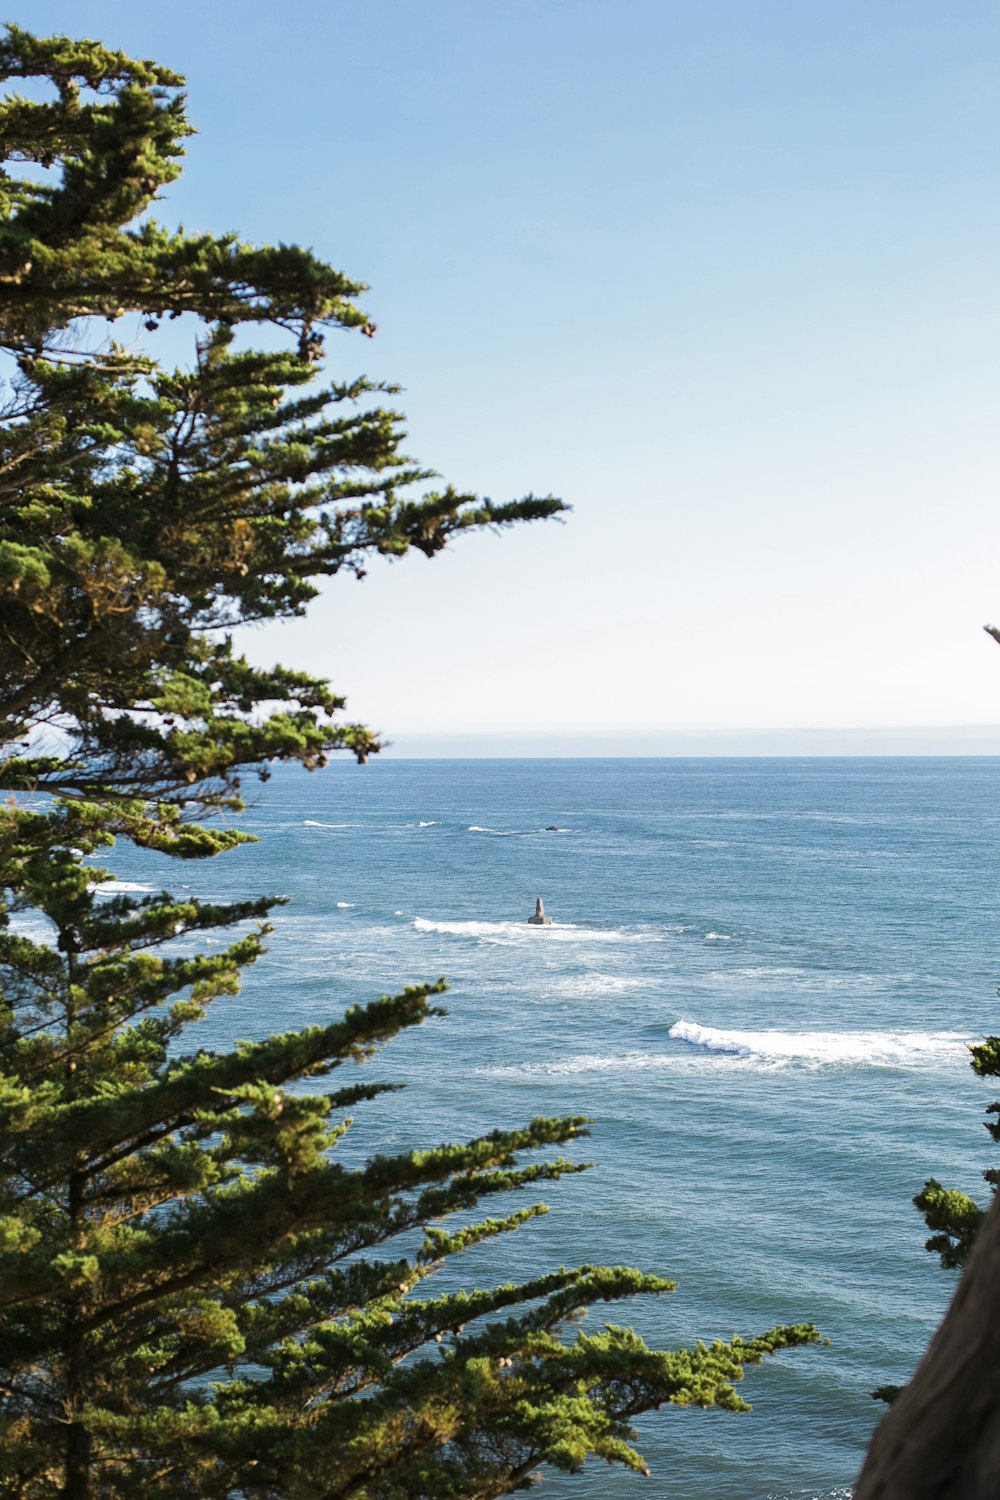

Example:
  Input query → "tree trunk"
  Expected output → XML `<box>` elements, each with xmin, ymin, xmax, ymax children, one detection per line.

<box><xmin>63</xmin><ymin>946</ymin><xmax>90</xmax><ymax>1500</ymax></box>
<box><xmin>855</xmin><ymin>1188</ymin><xmax>1000</xmax><ymax>1498</ymax></box>
<box><xmin>64</xmin><ymin>1402</ymin><xmax>91</xmax><ymax>1500</ymax></box>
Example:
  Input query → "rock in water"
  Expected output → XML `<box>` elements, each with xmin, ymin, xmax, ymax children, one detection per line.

<box><xmin>527</xmin><ymin>896</ymin><xmax>552</xmax><ymax>926</ymax></box>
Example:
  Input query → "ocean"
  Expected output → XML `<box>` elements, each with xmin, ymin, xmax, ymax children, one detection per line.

<box><xmin>109</xmin><ymin>757</ymin><xmax>1000</xmax><ymax>1499</ymax></box>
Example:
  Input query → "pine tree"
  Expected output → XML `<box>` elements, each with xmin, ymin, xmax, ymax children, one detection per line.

<box><xmin>868</xmin><ymin>1036</ymin><xmax>1000</xmax><ymax>1407</ymax></box>
<box><xmin>912</xmin><ymin>1036</ymin><xmax>1000</xmax><ymax>1272</ymax></box>
<box><xmin>857</xmin><ymin>1045</ymin><xmax>1000</xmax><ymax>1485</ymax></box>
<box><xmin>0</xmin><ymin>26</ymin><xmax>817</xmax><ymax>1497</ymax></box>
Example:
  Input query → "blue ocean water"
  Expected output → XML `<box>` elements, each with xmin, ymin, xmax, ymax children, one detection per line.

<box><xmin>112</xmin><ymin>758</ymin><xmax>1000</xmax><ymax>1498</ymax></box>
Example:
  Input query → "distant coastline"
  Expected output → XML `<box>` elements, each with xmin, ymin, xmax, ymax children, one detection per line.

<box><xmin>378</xmin><ymin>725</ymin><xmax>1000</xmax><ymax>758</ymax></box>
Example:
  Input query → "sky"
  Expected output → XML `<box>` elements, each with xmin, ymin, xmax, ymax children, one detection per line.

<box><xmin>30</xmin><ymin>1</ymin><xmax>1000</xmax><ymax>752</ymax></box>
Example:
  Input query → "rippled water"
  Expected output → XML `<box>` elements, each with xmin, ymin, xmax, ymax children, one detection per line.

<box><xmin>104</xmin><ymin>757</ymin><xmax>1000</xmax><ymax>1499</ymax></box>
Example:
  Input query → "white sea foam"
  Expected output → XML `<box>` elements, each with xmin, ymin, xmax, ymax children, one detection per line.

<box><xmin>730</xmin><ymin>965</ymin><xmax>809</xmax><ymax>979</ymax></box>
<box><xmin>418</xmin><ymin>820</ymin><xmax>437</xmax><ymax>827</ymax></box>
<box><xmin>6</xmin><ymin>913</ymin><xmax>57</xmax><ymax>941</ymax></box>
<box><xmin>669</xmin><ymin>1019</ymin><xmax>970</xmax><ymax>1070</ymax></box>
<box><xmin>465</xmin><ymin>825</ymin><xmax>553</xmax><ymax>837</ymax></box>
<box><xmin>89</xmin><ymin>880</ymin><xmax>158</xmax><ymax>894</ymax></box>
<box><xmin>413</xmin><ymin>917</ymin><xmax>645</xmax><ymax>944</ymax></box>
<box><xmin>547</xmin><ymin>973</ymin><xmax>651</xmax><ymax>998</ymax></box>
<box><xmin>767</xmin><ymin>1489</ymin><xmax>853</xmax><ymax>1500</ymax></box>
<box><xmin>707</xmin><ymin>965</ymin><xmax>879</xmax><ymax>992</ymax></box>
<box><xmin>479</xmin><ymin>1026</ymin><xmax>971</xmax><ymax>1080</ymax></box>
<box><xmin>303</xmin><ymin>819</ymin><xmax>353</xmax><ymax>829</ymax></box>
<box><xmin>481</xmin><ymin>1050</ymin><xmax>672</xmax><ymax>1079</ymax></box>
<box><xmin>704</xmin><ymin>931</ymin><xmax>733</xmax><ymax>941</ymax></box>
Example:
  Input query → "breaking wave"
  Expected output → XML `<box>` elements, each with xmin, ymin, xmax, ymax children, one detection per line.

<box><xmin>89</xmin><ymin>880</ymin><xmax>158</xmax><ymax>894</ymax></box>
<box><xmin>478</xmin><ymin>1025</ymin><xmax>971</xmax><ymax>1080</ymax></box>
<box><xmin>413</xmin><ymin>917</ymin><xmax>646</xmax><ymax>944</ymax></box>
<box><xmin>669</xmin><ymin>1019</ymin><xmax>970</xmax><ymax>1070</ymax></box>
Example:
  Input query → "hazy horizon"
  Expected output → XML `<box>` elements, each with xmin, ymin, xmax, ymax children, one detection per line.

<box><xmin>376</xmin><ymin>723</ymin><xmax>1000</xmax><ymax>757</ymax></box>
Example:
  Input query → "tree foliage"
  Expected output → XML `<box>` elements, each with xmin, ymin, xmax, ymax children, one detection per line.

<box><xmin>913</xmin><ymin>1035</ymin><xmax>1000</xmax><ymax>1272</ymax></box>
<box><xmin>856</xmin><ymin>1056</ymin><xmax>1000</xmax><ymax>1498</ymax></box>
<box><xmin>0</xmin><ymin>25</ymin><xmax>817</xmax><ymax>1497</ymax></box>
<box><xmin>870</xmin><ymin>1022</ymin><xmax>1000</xmax><ymax>1408</ymax></box>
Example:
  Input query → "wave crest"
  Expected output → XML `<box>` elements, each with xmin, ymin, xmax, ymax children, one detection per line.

<box><xmin>478</xmin><ymin>1026</ymin><xmax>971</xmax><ymax>1080</ymax></box>
<box><xmin>669</xmin><ymin>1019</ymin><xmax>969</xmax><ymax>1069</ymax></box>
<box><xmin>89</xmin><ymin>880</ymin><xmax>158</xmax><ymax>894</ymax></box>
<box><xmin>413</xmin><ymin>916</ymin><xmax>641</xmax><ymax>944</ymax></box>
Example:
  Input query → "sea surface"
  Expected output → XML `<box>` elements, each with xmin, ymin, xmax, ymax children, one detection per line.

<box><xmin>106</xmin><ymin>758</ymin><xmax>1000</xmax><ymax>1499</ymax></box>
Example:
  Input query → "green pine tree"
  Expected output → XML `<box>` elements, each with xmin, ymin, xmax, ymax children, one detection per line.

<box><xmin>913</xmin><ymin>1036</ymin><xmax>1000</xmax><ymax>1271</ymax></box>
<box><xmin>869</xmin><ymin>1037</ymin><xmax>1000</xmax><ymax>1407</ymax></box>
<box><xmin>0</xmin><ymin>26</ymin><xmax>817</xmax><ymax>1497</ymax></box>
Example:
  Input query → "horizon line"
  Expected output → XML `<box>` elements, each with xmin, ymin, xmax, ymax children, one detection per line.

<box><xmin>369</xmin><ymin>723</ymin><xmax>1000</xmax><ymax>759</ymax></box>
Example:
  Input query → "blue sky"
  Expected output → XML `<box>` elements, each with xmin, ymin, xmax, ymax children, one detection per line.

<box><xmin>31</xmin><ymin>2</ymin><xmax>1000</xmax><ymax>749</ymax></box>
